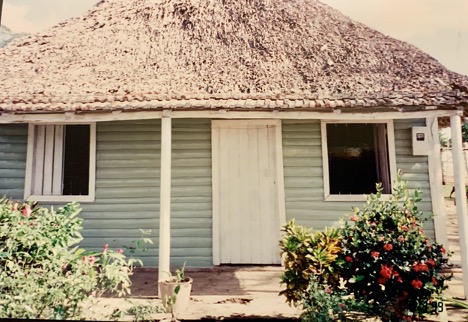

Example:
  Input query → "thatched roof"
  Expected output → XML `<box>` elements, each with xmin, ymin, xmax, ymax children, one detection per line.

<box><xmin>0</xmin><ymin>0</ymin><xmax>467</xmax><ymax>113</ymax></box>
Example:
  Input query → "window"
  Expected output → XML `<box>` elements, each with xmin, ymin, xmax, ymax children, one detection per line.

<box><xmin>25</xmin><ymin>123</ymin><xmax>96</xmax><ymax>202</ymax></box>
<box><xmin>321</xmin><ymin>121</ymin><xmax>396</xmax><ymax>201</ymax></box>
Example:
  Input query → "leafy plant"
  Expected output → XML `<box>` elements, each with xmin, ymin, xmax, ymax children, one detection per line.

<box><xmin>339</xmin><ymin>174</ymin><xmax>451</xmax><ymax>321</ymax></box>
<box><xmin>279</xmin><ymin>221</ymin><xmax>343</xmax><ymax>306</ymax></box>
<box><xmin>125</xmin><ymin>301</ymin><xmax>164</xmax><ymax>322</ymax></box>
<box><xmin>0</xmin><ymin>198</ymin><xmax>140</xmax><ymax>319</ymax></box>
<box><xmin>301</xmin><ymin>276</ymin><xmax>372</xmax><ymax>322</ymax></box>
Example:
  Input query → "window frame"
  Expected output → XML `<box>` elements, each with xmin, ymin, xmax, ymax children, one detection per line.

<box><xmin>24</xmin><ymin>123</ymin><xmax>96</xmax><ymax>203</ymax></box>
<box><xmin>320</xmin><ymin>119</ymin><xmax>397</xmax><ymax>202</ymax></box>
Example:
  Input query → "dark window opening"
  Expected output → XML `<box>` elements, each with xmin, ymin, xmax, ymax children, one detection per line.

<box><xmin>63</xmin><ymin>125</ymin><xmax>90</xmax><ymax>195</ymax></box>
<box><xmin>326</xmin><ymin>123</ymin><xmax>391</xmax><ymax>195</ymax></box>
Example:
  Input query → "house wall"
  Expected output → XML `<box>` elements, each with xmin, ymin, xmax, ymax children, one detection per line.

<box><xmin>0</xmin><ymin>124</ymin><xmax>28</xmax><ymax>200</ymax></box>
<box><xmin>0</xmin><ymin>117</ymin><xmax>434</xmax><ymax>267</ymax></box>
<box><xmin>282</xmin><ymin>119</ymin><xmax>434</xmax><ymax>239</ymax></box>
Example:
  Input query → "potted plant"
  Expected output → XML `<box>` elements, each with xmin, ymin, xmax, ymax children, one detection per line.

<box><xmin>158</xmin><ymin>263</ymin><xmax>192</xmax><ymax>321</ymax></box>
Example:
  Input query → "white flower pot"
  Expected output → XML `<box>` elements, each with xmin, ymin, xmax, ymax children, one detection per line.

<box><xmin>158</xmin><ymin>277</ymin><xmax>193</xmax><ymax>314</ymax></box>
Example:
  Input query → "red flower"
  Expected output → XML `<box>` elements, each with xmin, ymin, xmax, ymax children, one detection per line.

<box><xmin>432</xmin><ymin>277</ymin><xmax>438</xmax><ymax>286</ymax></box>
<box><xmin>345</xmin><ymin>255</ymin><xmax>353</xmax><ymax>262</ymax></box>
<box><xmin>22</xmin><ymin>206</ymin><xmax>32</xmax><ymax>217</ymax></box>
<box><xmin>103</xmin><ymin>244</ymin><xmax>109</xmax><ymax>252</ymax></box>
<box><xmin>350</xmin><ymin>215</ymin><xmax>359</xmax><ymax>222</ymax></box>
<box><xmin>117</xmin><ymin>248</ymin><xmax>123</xmax><ymax>254</ymax></box>
<box><xmin>380</xmin><ymin>265</ymin><xmax>393</xmax><ymax>279</ymax></box>
<box><xmin>401</xmin><ymin>225</ymin><xmax>409</xmax><ymax>231</ymax></box>
<box><xmin>426</xmin><ymin>259</ymin><xmax>436</xmax><ymax>267</ymax></box>
<box><xmin>440</xmin><ymin>247</ymin><xmax>446</xmax><ymax>254</ymax></box>
<box><xmin>325</xmin><ymin>288</ymin><xmax>332</xmax><ymax>294</ymax></box>
<box><xmin>383</xmin><ymin>244</ymin><xmax>393</xmax><ymax>251</ymax></box>
<box><xmin>370</xmin><ymin>251</ymin><xmax>380</xmax><ymax>258</ymax></box>
<box><xmin>88</xmin><ymin>256</ymin><xmax>96</xmax><ymax>265</ymax></box>
<box><xmin>411</xmin><ymin>279</ymin><xmax>423</xmax><ymax>289</ymax></box>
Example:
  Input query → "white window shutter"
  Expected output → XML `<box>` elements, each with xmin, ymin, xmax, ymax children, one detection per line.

<box><xmin>31</xmin><ymin>125</ymin><xmax>64</xmax><ymax>196</ymax></box>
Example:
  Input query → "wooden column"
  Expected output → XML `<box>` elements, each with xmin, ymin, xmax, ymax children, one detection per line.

<box><xmin>158</xmin><ymin>115</ymin><xmax>172</xmax><ymax>292</ymax></box>
<box><xmin>450</xmin><ymin>115</ymin><xmax>468</xmax><ymax>298</ymax></box>
<box><xmin>426</xmin><ymin>117</ymin><xmax>449</xmax><ymax>248</ymax></box>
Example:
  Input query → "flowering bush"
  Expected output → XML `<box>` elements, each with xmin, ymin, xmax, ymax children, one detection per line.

<box><xmin>0</xmin><ymin>198</ymin><xmax>140</xmax><ymax>319</ymax></box>
<box><xmin>280</xmin><ymin>174</ymin><xmax>451</xmax><ymax>322</ymax></box>
<box><xmin>339</xmin><ymin>176</ymin><xmax>451</xmax><ymax>321</ymax></box>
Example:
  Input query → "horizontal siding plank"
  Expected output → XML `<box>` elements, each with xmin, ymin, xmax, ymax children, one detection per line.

<box><xmin>98</xmin><ymin>142</ymin><xmax>160</xmax><ymax>150</ymax></box>
<box><xmin>96</xmin><ymin>178</ymin><xmax>160</xmax><ymax>188</ymax></box>
<box><xmin>0</xmin><ymin>126</ymin><xmax>28</xmax><ymax>136</ymax></box>
<box><xmin>98</xmin><ymin>132</ymin><xmax>160</xmax><ymax>141</ymax></box>
<box><xmin>282</xmin><ymin>146</ymin><xmax>322</xmax><ymax>157</ymax></box>
<box><xmin>0</xmin><ymin>169</ymin><xmax>25</xmax><ymax>178</ymax></box>
<box><xmin>0</xmin><ymin>152</ymin><xmax>27</xmax><ymax>160</ymax></box>
<box><xmin>0</xmin><ymin>178</ymin><xmax>25</xmax><ymax>188</ymax></box>
<box><xmin>96</xmin><ymin>187</ymin><xmax>159</xmax><ymax>198</ymax></box>
<box><xmin>0</xmin><ymin>189</ymin><xmax>24</xmax><ymax>199</ymax></box>
<box><xmin>0</xmin><ymin>160</ymin><xmax>26</xmax><ymax>169</ymax></box>
<box><xmin>97</xmin><ymin>160</ymin><xmax>160</xmax><ymax>168</ymax></box>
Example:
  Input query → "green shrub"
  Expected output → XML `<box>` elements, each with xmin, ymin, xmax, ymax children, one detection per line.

<box><xmin>279</xmin><ymin>221</ymin><xmax>343</xmax><ymax>306</ymax></box>
<box><xmin>279</xmin><ymin>174</ymin><xmax>451</xmax><ymax>322</ymax></box>
<box><xmin>339</xmin><ymin>177</ymin><xmax>450</xmax><ymax>321</ymax></box>
<box><xmin>0</xmin><ymin>198</ymin><xmax>140</xmax><ymax>319</ymax></box>
<box><xmin>300</xmin><ymin>275</ymin><xmax>373</xmax><ymax>322</ymax></box>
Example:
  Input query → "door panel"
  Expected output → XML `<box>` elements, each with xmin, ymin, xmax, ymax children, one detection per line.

<box><xmin>212</xmin><ymin>120</ymin><xmax>284</xmax><ymax>264</ymax></box>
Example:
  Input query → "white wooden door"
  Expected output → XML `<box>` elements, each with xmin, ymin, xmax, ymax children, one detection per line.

<box><xmin>212</xmin><ymin>120</ymin><xmax>285</xmax><ymax>265</ymax></box>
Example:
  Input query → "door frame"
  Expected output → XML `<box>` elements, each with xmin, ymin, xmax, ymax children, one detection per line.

<box><xmin>211</xmin><ymin>119</ymin><xmax>286</xmax><ymax>265</ymax></box>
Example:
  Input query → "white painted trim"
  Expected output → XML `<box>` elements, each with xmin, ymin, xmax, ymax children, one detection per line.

<box><xmin>26</xmin><ymin>195</ymin><xmax>95</xmax><ymax>203</ymax></box>
<box><xmin>52</xmin><ymin>126</ymin><xmax>64</xmax><ymax>195</ymax></box>
<box><xmin>386</xmin><ymin>121</ymin><xmax>398</xmax><ymax>189</ymax></box>
<box><xmin>0</xmin><ymin>109</ymin><xmax>460</xmax><ymax>124</ymax></box>
<box><xmin>211</xmin><ymin>121</ymin><xmax>221</xmax><ymax>266</ymax></box>
<box><xmin>450</xmin><ymin>115</ymin><xmax>468</xmax><ymax>298</ymax></box>
<box><xmin>158</xmin><ymin>117</ymin><xmax>172</xmax><ymax>287</ymax></box>
<box><xmin>24</xmin><ymin>123</ymin><xmax>96</xmax><ymax>203</ymax></box>
<box><xmin>320</xmin><ymin>121</ymin><xmax>330</xmax><ymax>201</ymax></box>
<box><xmin>275</xmin><ymin>121</ymin><xmax>287</xmax><ymax>228</ymax></box>
<box><xmin>426</xmin><ymin>117</ymin><xmax>449</xmax><ymax>248</ymax></box>
<box><xmin>23</xmin><ymin>124</ymin><xmax>35</xmax><ymax>200</ymax></box>
<box><xmin>321</xmin><ymin>120</ymin><xmax>397</xmax><ymax>201</ymax></box>
<box><xmin>87</xmin><ymin>123</ymin><xmax>97</xmax><ymax>202</ymax></box>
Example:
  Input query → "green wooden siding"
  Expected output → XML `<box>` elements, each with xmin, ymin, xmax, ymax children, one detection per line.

<box><xmin>78</xmin><ymin>119</ymin><xmax>212</xmax><ymax>267</ymax></box>
<box><xmin>170</xmin><ymin>119</ymin><xmax>212</xmax><ymax>267</ymax></box>
<box><xmin>282</xmin><ymin>119</ymin><xmax>434</xmax><ymax>238</ymax></box>
<box><xmin>393</xmin><ymin>119</ymin><xmax>434</xmax><ymax>239</ymax></box>
<box><xmin>0</xmin><ymin>124</ymin><xmax>27</xmax><ymax>200</ymax></box>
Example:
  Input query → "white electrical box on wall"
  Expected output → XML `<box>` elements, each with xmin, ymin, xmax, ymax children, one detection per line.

<box><xmin>412</xmin><ymin>127</ymin><xmax>430</xmax><ymax>156</ymax></box>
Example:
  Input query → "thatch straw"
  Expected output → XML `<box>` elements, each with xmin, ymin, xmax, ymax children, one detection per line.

<box><xmin>0</xmin><ymin>0</ymin><xmax>467</xmax><ymax>112</ymax></box>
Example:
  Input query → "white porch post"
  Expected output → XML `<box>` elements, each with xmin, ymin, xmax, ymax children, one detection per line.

<box><xmin>158</xmin><ymin>114</ymin><xmax>172</xmax><ymax>291</ymax></box>
<box><xmin>450</xmin><ymin>115</ymin><xmax>468</xmax><ymax>298</ymax></box>
<box><xmin>426</xmin><ymin>117</ymin><xmax>449</xmax><ymax>248</ymax></box>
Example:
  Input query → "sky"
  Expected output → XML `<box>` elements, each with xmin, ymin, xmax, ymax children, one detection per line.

<box><xmin>1</xmin><ymin>0</ymin><xmax>468</xmax><ymax>76</ymax></box>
